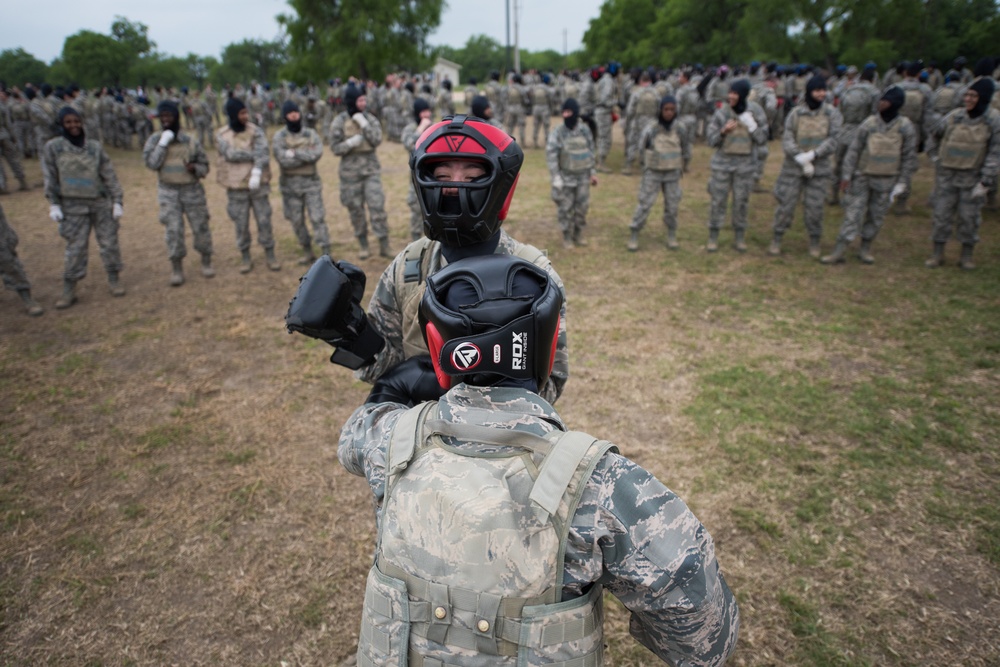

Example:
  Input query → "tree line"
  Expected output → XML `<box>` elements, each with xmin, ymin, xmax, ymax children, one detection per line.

<box><xmin>3</xmin><ymin>0</ymin><xmax>1000</xmax><ymax>92</ymax></box>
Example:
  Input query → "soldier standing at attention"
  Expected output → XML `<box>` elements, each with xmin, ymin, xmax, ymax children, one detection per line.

<box><xmin>594</xmin><ymin>63</ymin><xmax>618</xmax><ymax>173</ymax></box>
<box><xmin>143</xmin><ymin>100</ymin><xmax>215</xmax><ymax>286</ymax></box>
<box><xmin>503</xmin><ymin>73</ymin><xmax>528</xmax><ymax>145</ymax></box>
<box><xmin>621</xmin><ymin>71</ymin><xmax>660</xmax><ymax>176</ymax></box>
<box><xmin>272</xmin><ymin>100</ymin><xmax>329</xmax><ymax>265</ymax></box>
<box><xmin>216</xmin><ymin>99</ymin><xmax>280</xmax><ymax>273</ymax></box>
<box><xmin>546</xmin><ymin>98</ymin><xmax>598</xmax><ymax>249</ymax></box>
<box><xmin>1</xmin><ymin>202</ymin><xmax>44</xmax><ymax>315</ymax></box>
<box><xmin>0</xmin><ymin>87</ymin><xmax>29</xmax><ymax>192</ymax></box>
<box><xmin>627</xmin><ymin>95</ymin><xmax>691</xmax><ymax>252</ymax></box>
<box><xmin>329</xmin><ymin>84</ymin><xmax>392</xmax><ymax>260</ymax></box>
<box><xmin>769</xmin><ymin>75</ymin><xmax>843</xmax><ymax>258</ymax></box>
<box><xmin>829</xmin><ymin>66</ymin><xmax>879</xmax><ymax>206</ymax></box>
<box><xmin>823</xmin><ymin>87</ymin><xmax>918</xmax><ymax>265</ymax></box>
<box><xmin>401</xmin><ymin>98</ymin><xmax>434</xmax><ymax>242</ymax></box>
<box><xmin>530</xmin><ymin>74</ymin><xmax>554</xmax><ymax>149</ymax></box>
<box><xmin>43</xmin><ymin>107</ymin><xmax>125</xmax><ymax>308</ymax></box>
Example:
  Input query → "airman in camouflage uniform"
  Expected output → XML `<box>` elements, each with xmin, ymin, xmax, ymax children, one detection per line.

<box><xmin>0</xmin><ymin>88</ymin><xmax>29</xmax><ymax>192</ymax></box>
<box><xmin>770</xmin><ymin>75</ymin><xmax>843</xmax><ymax>257</ymax></box>
<box><xmin>436</xmin><ymin>79</ymin><xmax>455</xmax><ymax>119</ymax></box>
<box><xmin>191</xmin><ymin>90</ymin><xmax>214</xmax><ymax>149</ymax></box>
<box><xmin>273</xmin><ymin>100</ymin><xmax>330</xmax><ymax>264</ymax></box>
<box><xmin>594</xmin><ymin>64</ymin><xmax>618</xmax><ymax>172</ymax></box>
<box><xmin>0</xmin><ymin>202</ymin><xmax>44</xmax><ymax>315</ymax></box>
<box><xmin>401</xmin><ymin>99</ymin><xmax>434</xmax><ymax>241</ymax></box>
<box><xmin>503</xmin><ymin>74</ymin><xmax>528</xmax><ymax>145</ymax></box>
<box><xmin>216</xmin><ymin>98</ymin><xmax>280</xmax><ymax>273</ymax></box>
<box><xmin>628</xmin><ymin>95</ymin><xmax>691</xmax><ymax>252</ymax></box>
<box><xmin>530</xmin><ymin>75</ymin><xmax>555</xmax><ymax>149</ymax></box>
<box><xmin>30</xmin><ymin>84</ymin><xmax>60</xmax><ymax>170</ymax></box>
<box><xmin>829</xmin><ymin>67</ymin><xmax>879</xmax><ymax>205</ymax></box>
<box><xmin>336</xmin><ymin>254</ymin><xmax>739</xmax><ymax>667</ymax></box>
<box><xmin>748</xmin><ymin>73</ymin><xmax>779</xmax><ymax>191</ymax></box>
<box><xmin>9</xmin><ymin>91</ymin><xmax>35</xmax><ymax>159</ymax></box>
<box><xmin>143</xmin><ymin>101</ymin><xmax>214</xmax><ymax>286</ymax></box>
<box><xmin>823</xmin><ymin>87</ymin><xmax>918</xmax><ymax>265</ymax></box>
<box><xmin>546</xmin><ymin>98</ymin><xmax>598</xmax><ymax>249</ymax></box>
<box><xmin>675</xmin><ymin>70</ymin><xmax>701</xmax><ymax>147</ymax></box>
<box><xmin>43</xmin><ymin>107</ymin><xmax>125</xmax><ymax>308</ymax></box>
<box><xmin>622</xmin><ymin>72</ymin><xmax>661</xmax><ymax>175</ymax></box>
<box><xmin>486</xmin><ymin>71</ymin><xmax>504</xmax><ymax>125</ymax></box>
<box><xmin>706</xmin><ymin>80</ymin><xmax>770</xmax><ymax>252</ymax></box>
<box><xmin>328</xmin><ymin>84</ymin><xmax>391</xmax><ymax>260</ymax></box>
<box><xmin>924</xmin><ymin>78</ymin><xmax>1000</xmax><ymax>270</ymax></box>
<box><xmin>469</xmin><ymin>95</ymin><xmax>503</xmax><ymax>128</ymax></box>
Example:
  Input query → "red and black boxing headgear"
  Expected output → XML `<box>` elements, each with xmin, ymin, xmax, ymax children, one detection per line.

<box><xmin>409</xmin><ymin>115</ymin><xmax>523</xmax><ymax>247</ymax></box>
<box><xmin>419</xmin><ymin>254</ymin><xmax>562</xmax><ymax>391</ymax></box>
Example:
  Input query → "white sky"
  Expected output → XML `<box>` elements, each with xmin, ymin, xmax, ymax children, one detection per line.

<box><xmin>1</xmin><ymin>0</ymin><xmax>606</xmax><ymax>64</ymax></box>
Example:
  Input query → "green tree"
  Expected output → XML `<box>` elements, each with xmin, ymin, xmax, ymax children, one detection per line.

<box><xmin>61</xmin><ymin>30</ymin><xmax>131</xmax><ymax>88</ymax></box>
<box><xmin>439</xmin><ymin>34</ymin><xmax>506</xmax><ymax>84</ymax></box>
<box><xmin>130</xmin><ymin>53</ymin><xmax>194</xmax><ymax>88</ymax></box>
<box><xmin>278</xmin><ymin>0</ymin><xmax>444</xmax><ymax>81</ymax></box>
<box><xmin>0</xmin><ymin>48</ymin><xmax>49</xmax><ymax>86</ymax></box>
<box><xmin>214</xmin><ymin>39</ymin><xmax>288</xmax><ymax>86</ymax></box>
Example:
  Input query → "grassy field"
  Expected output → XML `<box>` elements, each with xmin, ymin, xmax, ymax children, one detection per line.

<box><xmin>1</xmin><ymin>118</ymin><xmax>998</xmax><ymax>666</ymax></box>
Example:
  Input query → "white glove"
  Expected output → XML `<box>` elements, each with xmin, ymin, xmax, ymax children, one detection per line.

<box><xmin>284</xmin><ymin>149</ymin><xmax>296</xmax><ymax>159</ymax></box>
<box><xmin>552</xmin><ymin>174</ymin><xmax>564</xmax><ymax>189</ymax></box>
<box><xmin>112</xmin><ymin>202</ymin><xmax>124</xmax><ymax>220</ymax></box>
<box><xmin>344</xmin><ymin>134</ymin><xmax>365</xmax><ymax>149</ymax></box>
<box><xmin>801</xmin><ymin>162</ymin><xmax>815</xmax><ymax>178</ymax></box>
<box><xmin>971</xmin><ymin>182</ymin><xmax>989</xmax><ymax>200</ymax></box>
<box><xmin>248</xmin><ymin>168</ymin><xmax>262</xmax><ymax>191</ymax></box>
<box><xmin>352</xmin><ymin>112</ymin><xmax>370</xmax><ymax>129</ymax></box>
<box><xmin>49</xmin><ymin>204</ymin><xmax>63</xmax><ymax>222</ymax></box>
<box><xmin>889</xmin><ymin>183</ymin><xmax>907</xmax><ymax>203</ymax></box>
<box><xmin>794</xmin><ymin>150</ymin><xmax>816</xmax><ymax>166</ymax></box>
<box><xmin>738</xmin><ymin>111</ymin><xmax>757</xmax><ymax>133</ymax></box>
<box><xmin>157</xmin><ymin>130</ymin><xmax>175</xmax><ymax>147</ymax></box>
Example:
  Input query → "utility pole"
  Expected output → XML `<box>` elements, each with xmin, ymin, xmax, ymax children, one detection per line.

<box><xmin>505</xmin><ymin>0</ymin><xmax>511</xmax><ymax>74</ymax></box>
<box><xmin>513</xmin><ymin>0</ymin><xmax>521</xmax><ymax>73</ymax></box>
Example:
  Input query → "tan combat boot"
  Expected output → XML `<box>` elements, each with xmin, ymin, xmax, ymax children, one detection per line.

<box><xmin>265</xmin><ymin>247</ymin><xmax>282</xmax><ymax>271</ymax></box>
<box><xmin>17</xmin><ymin>289</ymin><xmax>44</xmax><ymax>316</ymax></box>
<box><xmin>108</xmin><ymin>272</ymin><xmax>126</xmax><ymax>297</ymax></box>
<box><xmin>170</xmin><ymin>258</ymin><xmax>185</xmax><ymax>286</ymax></box>
<box><xmin>627</xmin><ymin>229</ymin><xmax>640</xmax><ymax>252</ymax></box>
<box><xmin>924</xmin><ymin>242</ymin><xmax>945</xmax><ymax>268</ymax></box>
<box><xmin>821</xmin><ymin>241</ymin><xmax>847</xmax><ymax>264</ymax></box>
<box><xmin>55</xmin><ymin>279</ymin><xmax>77</xmax><ymax>309</ymax></box>
<box><xmin>200</xmin><ymin>253</ymin><xmax>215</xmax><ymax>278</ymax></box>
<box><xmin>240</xmin><ymin>249</ymin><xmax>254</xmax><ymax>274</ymax></box>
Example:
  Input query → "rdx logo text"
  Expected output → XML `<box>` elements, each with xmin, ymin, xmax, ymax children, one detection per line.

<box><xmin>511</xmin><ymin>332</ymin><xmax>526</xmax><ymax>370</ymax></box>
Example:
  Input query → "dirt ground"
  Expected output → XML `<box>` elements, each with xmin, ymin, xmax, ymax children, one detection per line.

<box><xmin>1</xmin><ymin>119</ymin><xmax>999</xmax><ymax>666</ymax></box>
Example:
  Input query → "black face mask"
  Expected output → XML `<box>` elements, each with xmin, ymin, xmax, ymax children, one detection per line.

<box><xmin>562</xmin><ymin>99</ymin><xmax>580</xmax><ymax>131</ymax></box>
<box><xmin>286</xmin><ymin>116</ymin><xmax>302</xmax><ymax>132</ymax></box>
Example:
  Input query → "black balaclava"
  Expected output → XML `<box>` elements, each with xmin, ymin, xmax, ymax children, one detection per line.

<box><xmin>906</xmin><ymin>61</ymin><xmax>923</xmax><ymax>78</ymax></box>
<box><xmin>659</xmin><ymin>95</ymin><xmax>677</xmax><ymax>130</ymax></box>
<box><xmin>805</xmin><ymin>75</ymin><xmax>826</xmax><ymax>110</ymax></box>
<box><xmin>282</xmin><ymin>100</ymin><xmax>302</xmax><ymax>132</ymax></box>
<box><xmin>562</xmin><ymin>97</ymin><xmax>580</xmax><ymax>130</ymax></box>
<box><xmin>880</xmin><ymin>86</ymin><xmax>904</xmax><ymax>123</ymax></box>
<box><xmin>226</xmin><ymin>98</ymin><xmax>246</xmax><ymax>132</ymax></box>
<box><xmin>969</xmin><ymin>77</ymin><xmax>995</xmax><ymax>118</ymax></box>
<box><xmin>413</xmin><ymin>97</ymin><xmax>430</xmax><ymax>124</ymax></box>
<box><xmin>40</xmin><ymin>83</ymin><xmax>52</xmax><ymax>97</ymax></box>
<box><xmin>25</xmin><ymin>87</ymin><xmax>36</xmax><ymax>100</ymax></box>
<box><xmin>730</xmin><ymin>79</ymin><xmax>751</xmax><ymax>114</ymax></box>
<box><xmin>58</xmin><ymin>106</ymin><xmax>85</xmax><ymax>147</ymax></box>
<box><xmin>470</xmin><ymin>95</ymin><xmax>491</xmax><ymax>120</ymax></box>
<box><xmin>157</xmin><ymin>100</ymin><xmax>181</xmax><ymax>133</ymax></box>
<box><xmin>343</xmin><ymin>84</ymin><xmax>363</xmax><ymax>115</ymax></box>
<box><xmin>974</xmin><ymin>57</ymin><xmax>996</xmax><ymax>79</ymax></box>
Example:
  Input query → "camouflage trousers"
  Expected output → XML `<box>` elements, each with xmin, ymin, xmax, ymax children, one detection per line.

<box><xmin>505</xmin><ymin>109</ymin><xmax>527</xmax><ymax>145</ymax></box>
<box><xmin>631</xmin><ymin>170</ymin><xmax>681</xmax><ymax>231</ymax></box>
<box><xmin>280</xmin><ymin>175</ymin><xmax>329</xmax><ymax>249</ymax></box>
<box><xmin>386</xmin><ymin>110</ymin><xmax>403</xmax><ymax>143</ymax></box>
<box><xmin>624</xmin><ymin>118</ymin><xmax>654</xmax><ymax>169</ymax></box>
<box><xmin>57</xmin><ymin>197</ymin><xmax>122</xmax><ymax>282</ymax></box>
<box><xmin>340</xmin><ymin>174</ymin><xmax>389</xmax><ymax>240</ymax></box>
<box><xmin>594</xmin><ymin>107</ymin><xmax>613</xmax><ymax>162</ymax></box>
<box><xmin>0</xmin><ymin>136</ymin><xmax>25</xmax><ymax>188</ymax></box>
<box><xmin>196</xmin><ymin>119</ymin><xmax>214</xmax><ymax>148</ymax></box>
<box><xmin>226</xmin><ymin>188</ymin><xmax>275</xmax><ymax>251</ymax></box>
<box><xmin>531</xmin><ymin>107</ymin><xmax>550</xmax><ymax>148</ymax></box>
<box><xmin>931</xmin><ymin>168</ymin><xmax>984</xmax><ymax>245</ymax></box>
<box><xmin>679</xmin><ymin>115</ymin><xmax>697</xmax><ymax>148</ymax></box>
<box><xmin>406</xmin><ymin>182</ymin><xmax>423</xmax><ymax>240</ymax></box>
<box><xmin>34</xmin><ymin>129</ymin><xmax>57</xmax><ymax>170</ymax></box>
<box><xmin>552</xmin><ymin>177</ymin><xmax>590</xmax><ymax>237</ymax></box>
<box><xmin>836</xmin><ymin>175</ymin><xmax>893</xmax><ymax>243</ymax></box>
<box><xmin>100</xmin><ymin>114</ymin><xmax>116</xmax><ymax>145</ymax></box>
<box><xmin>15</xmin><ymin>121</ymin><xmax>35</xmax><ymax>158</ymax></box>
<box><xmin>85</xmin><ymin>118</ymin><xmax>101</xmax><ymax>144</ymax></box>
<box><xmin>158</xmin><ymin>182</ymin><xmax>213</xmax><ymax>260</ymax></box>
<box><xmin>772</xmin><ymin>167</ymin><xmax>831</xmax><ymax>239</ymax></box>
<box><xmin>0</xmin><ymin>206</ymin><xmax>30</xmax><ymax>292</ymax></box>
<box><xmin>754</xmin><ymin>143</ymin><xmax>770</xmax><ymax>185</ymax></box>
<box><xmin>709</xmin><ymin>170</ymin><xmax>754</xmax><ymax>231</ymax></box>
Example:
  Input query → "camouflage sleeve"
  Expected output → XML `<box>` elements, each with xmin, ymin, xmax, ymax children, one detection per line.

<box><xmin>401</xmin><ymin>123</ymin><xmax>420</xmax><ymax>153</ymax></box>
<box><xmin>142</xmin><ymin>133</ymin><xmax>166</xmax><ymax>171</ymax></box>
<box><xmin>189</xmin><ymin>137</ymin><xmax>210</xmax><ymax>180</ymax></box>
<box><xmin>338</xmin><ymin>401</ymin><xmax>405</xmax><ymax>505</ymax></box>
<box><xmin>329</xmin><ymin>115</ymin><xmax>352</xmax><ymax>156</ymax></box>
<box><xmin>782</xmin><ymin>110</ymin><xmax>800</xmax><ymax>158</ymax></box>
<box><xmin>899</xmin><ymin>120</ymin><xmax>919</xmax><ymax>189</ymax></box>
<box><xmin>217</xmin><ymin>133</ymin><xmax>253</xmax><ymax>163</ymax></box>
<box><xmin>98</xmin><ymin>146</ymin><xmax>124</xmax><ymax>204</ymax></box>
<box><xmin>299</xmin><ymin>128</ymin><xmax>324</xmax><ymax>165</ymax></box>
<box><xmin>252</xmin><ymin>126</ymin><xmax>270</xmax><ymax>171</ymax></box>
<box><xmin>625</xmin><ymin>90</ymin><xmax>638</xmax><ymax>121</ymax></box>
<box><xmin>705</xmin><ymin>108</ymin><xmax>726</xmax><ymax>149</ymax></box>
<box><xmin>271</xmin><ymin>129</ymin><xmax>291</xmax><ymax>166</ymax></box>
<box><xmin>362</xmin><ymin>112</ymin><xmax>383</xmax><ymax>148</ymax></box>
<box><xmin>42</xmin><ymin>141</ymin><xmax>61</xmax><ymax>205</ymax></box>
<box><xmin>841</xmin><ymin>120</ymin><xmax>866</xmax><ymax>180</ymax></box>
<box><xmin>751</xmin><ymin>103</ymin><xmax>769</xmax><ymax>146</ymax></box>
<box><xmin>815</xmin><ymin>107</ymin><xmax>842</xmax><ymax>159</ymax></box>
<box><xmin>679</xmin><ymin>125</ymin><xmax>692</xmax><ymax>169</ymax></box>
<box><xmin>354</xmin><ymin>257</ymin><xmax>408</xmax><ymax>385</ymax></box>
<box><xmin>544</xmin><ymin>126</ymin><xmax>563</xmax><ymax>177</ymax></box>
<box><xmin>980</xmin><ymin>113</ymin><xmax>1000</xmax><ymax>187</ymax></box>
<box><xmin>568</xmin><ymin>453</ymin><xmax>740</xmax><ymax>665</ymax></box>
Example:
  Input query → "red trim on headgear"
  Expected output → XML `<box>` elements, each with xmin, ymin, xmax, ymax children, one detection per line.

<box><xmin>424</xmin><ymin>322</ymin><xmax>453</xmax><ymax>390</ymax></box>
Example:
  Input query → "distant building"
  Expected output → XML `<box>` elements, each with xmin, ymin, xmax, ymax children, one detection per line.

<box><xmin>433</xmin><ymin>57</ymin><xmax>463</xmax><ymax>88</ymax></box>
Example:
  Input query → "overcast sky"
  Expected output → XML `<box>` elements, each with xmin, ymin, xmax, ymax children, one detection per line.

<box><xmin>2</xmin><ymin>1</ymin><xmax>606</xmax><ymax>64</ymax></box>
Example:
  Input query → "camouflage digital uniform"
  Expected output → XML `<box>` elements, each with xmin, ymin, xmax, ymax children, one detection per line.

<box><xmin>216</xmin><ymin>122</ymin><xmax>275</xmax><ymax>253</ymax></box>
<box><xmin>748</xmin><ymin>81</ymin><xmax>779</xmax><ymax>187</ymax></box>
<box><xmin>675</xmin><ymin>81</ymin><xmax>701</xmax><ymax>147</ymax></box>
<box><xmin>630</xmin><ymin>119</ymin><xmax>691</xmax><ymax>238</ymax></box>
<box><xmin>10</xmin><ymin>96</ymin><xmax>35</xmax><ymax>158</ymax></box>
<box><xmin>191</xmin><ymin>95</ymin><xmax>214</xmax><ymax>148</ymax></box>
<box><xmin>835</xmin><ymin>114</ymin><xmax>918</xmax><ymax>248</ymax></box>
<box><xmin>30</xmin><ymin>94</ymin><xmax>59</xmax><ymax>170</ymax></box>
<box><xmin>328</xmin><ymin>109</ymin><xmax>390</xmax><ymax>246</ymax></box>
<box><xmin>927</xmin><ymin>107</ymin><xmax>1000</xmax><ymax>247</ymax></box>
<box><xmin>42</xmin><ymin>136</ymin><xmax>124</xmax><ymax>282</ymax></box>
<box><xmin>143</xmin><ymin>130</ymin><xmax>213</xmax><ymax>262</ymax></box>
<box><xmin>771</xmin><ymin>103</ymin><xmax>843</xmax><ymax>247</ymax></box>
<box><xmin>831</xmin><ymin>80</ymin><xmax>880</xmax><ymax>203</ymax></box>
<box><xmin>546</xmin><ymin>121</ymin><xmax>597</xmax><ymax>245</ymax></box>
<box><xmin>401</xmin><ymin>120</ymin><xmax>428</xmax><ymax>241</ymax></box>
<box><xmin>272</xmin><ymin>125</ymin><xmax>330</xmax><ymax>255</ymax></box>
<box><xmin>622</xmin><ymin>84</ymin><xmax>661</xmax><ymax>172</ymax></box>
<box><xmin>0</xmin><ymin>97</ymin><xmax>27</xmax><ymax>191</ymax></box>
<box><xmin>338</xmin><ymin>383</ymin><xmax>740</xmax><ymax>666</ymax></box>
<box><xmin>503</xmin><ymin>80</ymin><xmax>528</xmax><ymax>145</ymax></box>
<box><xmin>1</xmin><ymin>202</ymin><xmax>32</xmax><ymax>292</ymax></box>
<box><xmin>485</xmin><ymin>77</ymin><xmax>504</xmax><ymax>127</ymax></box>
<box><xmin>706</xmin><ymin>101</ymin><xmax>770</xmax><ymax>238</ymax></box>
<box><xmin>594</xmin><ymin>72</ymin><xmax>617</xmax><ymax>168</ymax></box>
<box><xmin>530</xmin><ymin>82</ymin><xmax>553</xmax><ymax>149</ymax></box>
<box><xmin>357</xmin><ymin>231</ymin><xmax>569</xmax><ymax>405</ymax></box>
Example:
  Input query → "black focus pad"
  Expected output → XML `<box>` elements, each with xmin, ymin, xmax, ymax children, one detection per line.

<box><xmin>285</xmin><ymin>256</ymin><xmax>364</xmax><ymax>342</ymax></box>
<box><xmin>366</xmin><ymin>355</ymin><xmax>446</xmax><ymax>406</ymax></box>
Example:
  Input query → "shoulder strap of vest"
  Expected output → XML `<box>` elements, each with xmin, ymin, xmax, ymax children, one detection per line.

<box><xmin>387</xmin><ymin>401</ymin><xmax>438</xmax><ymax>476</ymax></box>
<box><xmin>401</xmin><ymin>236</ymin><xmax>433</xmax><ymax>284</ymax></box>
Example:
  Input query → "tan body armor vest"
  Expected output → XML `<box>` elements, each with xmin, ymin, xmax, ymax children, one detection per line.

<box><xmin>159</xmin><ymin>138</ymin><xmax>198</xmax><ymax>186</ymax></box>
<box><xmin>644</xmin><ymin>128</ymin><xmax>683</xmax><ymax>171</ymax></box>
<box><xmin>54</xmin><ymin>140</ymin><xmax>103</xmax><ymax>199</ymax></box>
<box><xmin>934</xmin><ymin>86</ymin><xmax>959</xmax><ymax>115</ymax></box>
<box><xmin>216</xmin><ymin>124</ymin><xmax>270</xmax><ymax>189</ymax></box>
<box><xmin>358</xmin><ymin>402</ymin><xmax>614</xmax><ymax>667</ymax></box>
<box><xmin>722</xmin><ymin>109</ymin><xmax>753</xmax><ymax>156</ymax></box>
<box><xmin>796</xmin><ymin>111</ymin><xmax>830</xmax><ymax>151</ymax></box>
<box><xmin>507</xmin><ymin>86</ymin><xmax>523</xmax><ymax>107</ymax></box>
<box><xmin>280</xmin><ymin>131</ymin><xmax>318</xmax><ymax>176</ymax></box>
<box><xmin>840</xmin><ymin>86</ymin><xmax>873</xmax><ymax>124</ymax></box>
<box><xmin>900</xmin><ymin>89</ymin><xmax>924</xmax><ymax>124</ymax></box>
<box><xmin>636</xmin><ymin>88</ymin><xmax>659</xmax><ymax>117</ymax></box>
<box><xmin>558</xmin><ymin>131</ymin><xmax>595</xmax><ymax>173</ymax></box>
<box><xmin>343</xmin><ymin>115</ymin><xmax>375</xmax><ymax>153</ymax></box>
<box><xmin>859</xmin><ymin>119</ymin><xmax>903</xmax><ymax>177</ymax></box>
<box><xmin>532</xmin><ymin>86</ymin><xmax>549</xmax><ymax>106</ymax></box>
<box><xmin>939</xmin><ymin>115</ymin><xmax>992</xmax><ymax>171</ymax></box>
